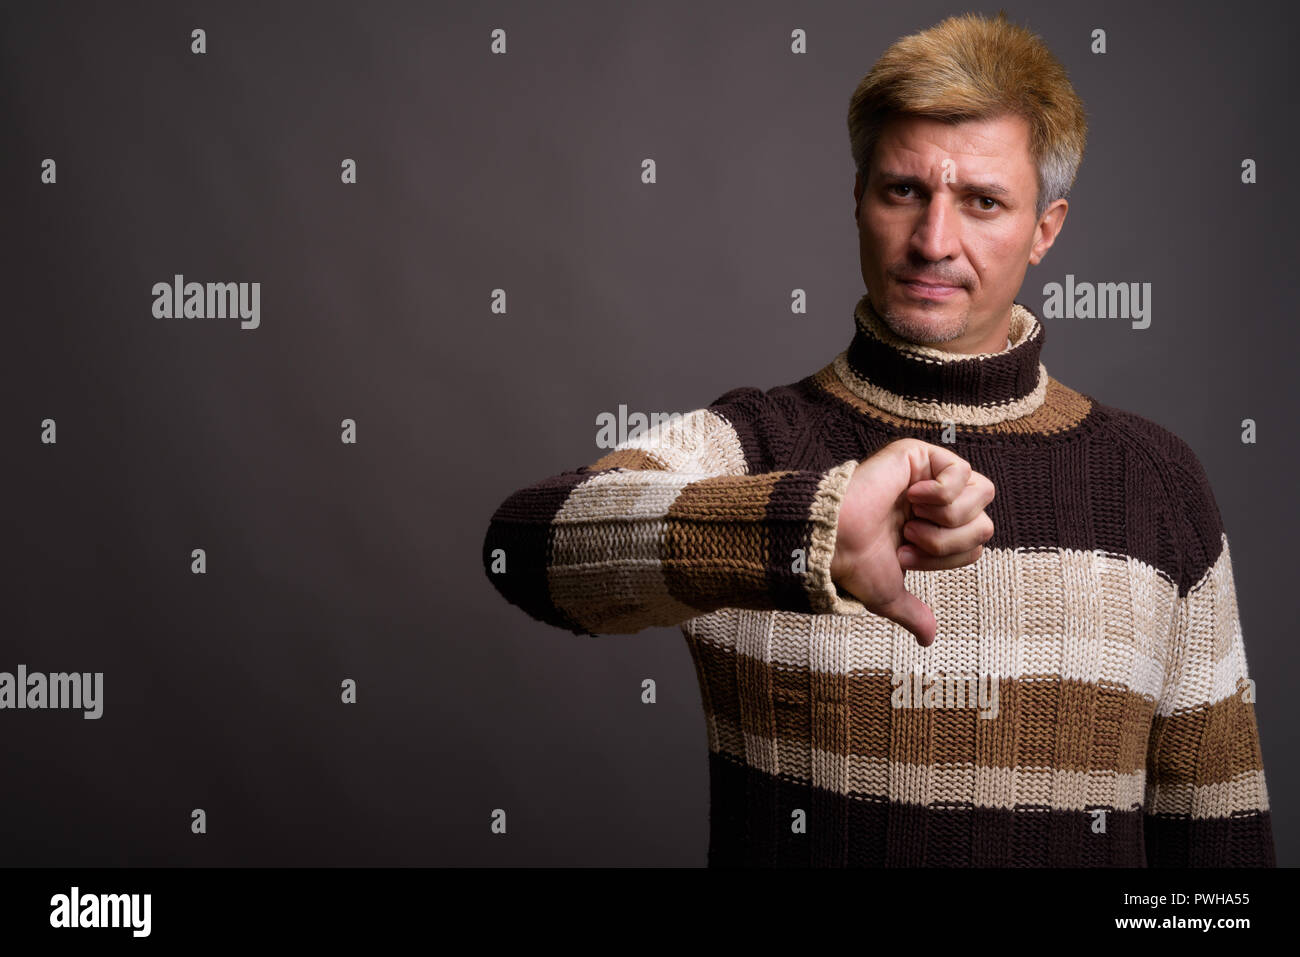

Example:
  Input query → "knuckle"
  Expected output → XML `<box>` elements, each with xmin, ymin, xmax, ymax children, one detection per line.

<box><xmin>927</xmin><ymin>501</ymin><xmax>956</xmax><ymax>525</ymax></box>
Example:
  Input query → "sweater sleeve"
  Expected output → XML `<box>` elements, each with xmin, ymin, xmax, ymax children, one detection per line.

<box><xmin>481</xmin><ymin>386</ymin><xmax>870</xmax><ymax>636</ymax></box>
<box><xmin>1142</xmin><ymin>444</ymin><xmax>1275</xmax><ymax>867</ymax></box>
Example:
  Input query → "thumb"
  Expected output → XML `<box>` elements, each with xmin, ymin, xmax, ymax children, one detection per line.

<box><xmin>874</xmin><ymin>590</ymin><xmax>937</xmax><ymax>647</ymax></box>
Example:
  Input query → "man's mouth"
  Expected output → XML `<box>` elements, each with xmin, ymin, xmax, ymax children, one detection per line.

<box><xmin>899</xmin><ymin>277</ymin><xmax>963</xmax><ymax>298</ymax></box>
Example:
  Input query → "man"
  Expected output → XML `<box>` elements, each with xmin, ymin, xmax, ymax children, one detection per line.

<box><xmin>481</xmin><ymin>12</ymin><xmax>1274</xmax><ymax>867</ymax></box>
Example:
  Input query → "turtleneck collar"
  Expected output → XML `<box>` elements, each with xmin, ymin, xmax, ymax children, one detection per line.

<box><xmin>831</xmin><ymin>292</ymin><xmax>1048</xmax><ymax>426</ymax></box>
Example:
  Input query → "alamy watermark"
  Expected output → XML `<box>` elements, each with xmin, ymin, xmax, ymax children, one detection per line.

<box><xmin>1041</xmin><ymin>275</ymin><xmax>1151</xmax><ymax>329</ymax></box>
<box><xmin>152</xmin><ymin>274</ymin><xmax>259</xmax><ymax>329</ymax></box>
<box><xmin>50</xmin><ymin>886</ymin><xmax>150</xmax><ymax>937</ymax></box>
<box><xmin>0</xmin><ymin>665</ymin><xmax>103</xmax><ymax>719</ymax></box>
<box><xmin>891</xmin><ymin>670</ymin><xmax>998</xmax><ymax>719</ymax></box>
<box><xmin>595</xmin><ymin>404</ymin><xmax>687</xmax><ymax>449</ymax></box>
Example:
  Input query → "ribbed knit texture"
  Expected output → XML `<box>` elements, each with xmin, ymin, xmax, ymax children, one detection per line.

<box><xmin>482</xmin><ymin>293</ymin><xmax>1274</xmax><ymax>867</ymax></box>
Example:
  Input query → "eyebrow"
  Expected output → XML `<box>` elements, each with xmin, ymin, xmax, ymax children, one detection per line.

<box><xmin>877</xmin><ymin>170</ymin><xmax>1013</xmax><ymax>198</ymax></box>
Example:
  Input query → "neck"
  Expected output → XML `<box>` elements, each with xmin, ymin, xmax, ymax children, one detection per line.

<box><xmin>830</xmin><ymin>293</ymin><xmax>1048</xmax><ymax>426</ymax></box>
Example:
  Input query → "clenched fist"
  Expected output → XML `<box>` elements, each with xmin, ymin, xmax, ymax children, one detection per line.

<box><xmin>828</xmin><ymin>438</ymin><xmax>995</xmax><ymax>647</ymax></box>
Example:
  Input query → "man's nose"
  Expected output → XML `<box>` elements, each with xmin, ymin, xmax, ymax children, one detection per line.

<box><xmin>910</xmin><ymin>197</ymin><xmax>960</xmax><ymax>262</ymax></box>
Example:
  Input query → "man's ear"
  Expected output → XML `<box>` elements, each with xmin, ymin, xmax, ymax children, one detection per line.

<box><xmin>1028</xmin><ymin>199</ymin><xmax>1068</xmax><ymax>265</ymax></box>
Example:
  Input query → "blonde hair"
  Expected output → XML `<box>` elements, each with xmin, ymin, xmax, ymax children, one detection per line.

<box><xmin>847</xmin><ymin>11</ymin><xmax>1088</xmax><ymax>221</ymax></box>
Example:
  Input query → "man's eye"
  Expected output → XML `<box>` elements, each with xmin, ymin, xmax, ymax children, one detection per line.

<box><xmin>976</xmin><ymin>196</ymin><xmax>1000</xmax><ymax>210</ymax></box>
<box><xmin>888</xmin><ymin>184</ymin><xmax>913</xmax><ymax>197</ymax></box>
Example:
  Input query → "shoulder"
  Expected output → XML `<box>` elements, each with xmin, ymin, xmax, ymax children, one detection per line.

<box><xmin>1090</xmin><ymin>401</ymin><xmax>1220</xmax><ymax>505</ymax></box>
<box><xmin>1090</xmin><ymin>399</ymin><xmax>1228</xmax><ymax>592</ymax></box>
<box><xmin>708</xmin><ymin>382</ymin><xmax>816</xmax><ymax>417</ymax></box>
<box><xmin>701</xmin><ymin>382</ymin><xmax>825</xmax><ymax>469</ymax></box>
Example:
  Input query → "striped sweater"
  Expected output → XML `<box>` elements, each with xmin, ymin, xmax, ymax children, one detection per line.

<box><xmin>481</xmin><ymin>293</ymin><xmax>1275</xmax><ymax>867</ymax></box>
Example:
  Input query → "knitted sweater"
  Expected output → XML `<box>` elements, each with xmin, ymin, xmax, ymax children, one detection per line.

<box><xmin>481</xmin><ymin>293</ymin><xmax>1275</xmax><ymax>867</ymax></box>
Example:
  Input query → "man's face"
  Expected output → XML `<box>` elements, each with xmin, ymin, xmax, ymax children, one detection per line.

<box><xmin>853</xmin><ymin>112</ymin><xmax>1067</xmax><ymax>353</ymax></box>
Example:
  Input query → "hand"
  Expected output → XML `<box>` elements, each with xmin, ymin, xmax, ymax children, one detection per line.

<box><xmin>828</xmin><ymin>438</ymin><xmax>995</xmax><ymax>647</ymax></box>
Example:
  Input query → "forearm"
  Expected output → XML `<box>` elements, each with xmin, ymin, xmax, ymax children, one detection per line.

<box><xmin>1142</xmin><ymin>691</ymin><xmax>1274</xmax><ymax>867</ymax></box>
<box><xmin>1143</xmin><ymin>523</ymin><xmax>1274</xmax><ymax>867</ymax></box>
<box><xmin>482</xmin><ymin>457</ymin><xmax>866</xmax><ymax>635</ymax></box>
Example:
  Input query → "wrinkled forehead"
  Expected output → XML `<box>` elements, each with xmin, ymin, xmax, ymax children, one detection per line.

<box><xmin>869</xmin><ymin>113</ymin><xmax>1034</xmax><ymax>180</ymax></box>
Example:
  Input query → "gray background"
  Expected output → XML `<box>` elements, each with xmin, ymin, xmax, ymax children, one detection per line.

<box><xmin>3</xmin><ymin>0</ymin><xmax>1296</xmax><ymax>866</ymax></box>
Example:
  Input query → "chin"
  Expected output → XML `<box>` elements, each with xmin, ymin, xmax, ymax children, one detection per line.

<box><xmin>883</xmin><ymin>298</ymin><xmax>964</xmax><ymax>345</ymax></box>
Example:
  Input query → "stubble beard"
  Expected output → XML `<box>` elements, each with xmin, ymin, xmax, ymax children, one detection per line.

<box><xmin>874</xmin><ymin>294</ymin><xmax>970</xmax><ymax>346</ymax></box>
